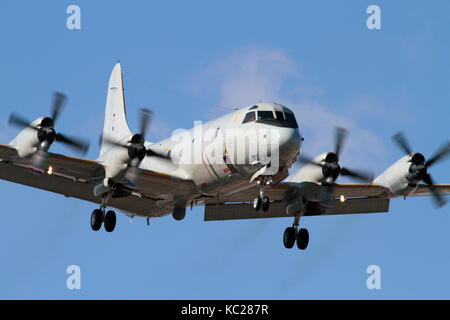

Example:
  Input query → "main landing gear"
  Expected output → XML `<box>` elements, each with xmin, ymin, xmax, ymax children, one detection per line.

<box><xmin>283</xmin><ymin>210</ymin><xmax>309</xmax><ymax>250</ymax></box>
<box><xmin>90</xmin><ymin>191</ymin><xmax>117</xmax><ymax>232</ymax></box>
<box><xmin>253</xmin><ymin>178</ymin><xmax>270</xmax><ymax>212</ymax></box>
<box><xmin>283</xmin><ymin>226</ymin><xmax>309</xmax><ymax>250</ymax></box>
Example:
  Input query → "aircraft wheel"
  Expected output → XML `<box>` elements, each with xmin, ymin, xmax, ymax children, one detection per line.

<box><xmin>90</xmin><ymin>209</ymin><xmax>103</xmax><ymax>231</ymax></box>
<box><xmin>283</xmin><ymin>227</ymin><xmax>296</xmax><ymax>249</ymax></box>
<box><xmin>253</xmin><ymin>196</ymin><xmax>262</xmax><ymax>211</ymax></box>
<box><xmin>296</xmin><ymin>228</ymin><xmax>309</xmax><ymax>250</ymax></box>
<box><xmin>104</xmin><ymin>210</ymin><xmax>116</xmax><ymax>232</ymax></box>
<box><xmin>173</xmin><ymin>207</ymin><xmax>186</xmax><ymax>221</ymax></box>
<box><xmin>261</xmin><ymin>196</ymin><xmax>270</xmax><ymax>212</ymax></box>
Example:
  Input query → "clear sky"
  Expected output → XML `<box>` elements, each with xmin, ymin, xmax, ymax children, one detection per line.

<box><xmin>0</xmin><ymin>0</ymin><xmax>449</xmax><ymax>299</ymax></box>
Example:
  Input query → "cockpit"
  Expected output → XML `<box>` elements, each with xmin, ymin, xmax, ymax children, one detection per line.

<box><xmin>241</xmin><ymin>103</ymin><xmax>298</xmax><ymax>128</ymax></box>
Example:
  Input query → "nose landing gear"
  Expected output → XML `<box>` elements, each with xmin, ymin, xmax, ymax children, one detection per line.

<box><xmin>253</xmin><ymin>177</ymin><xmax>271</xmax><ymax>212</ymax></box>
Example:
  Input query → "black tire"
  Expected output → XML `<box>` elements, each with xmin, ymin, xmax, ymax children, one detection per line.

<box><xmin>173</xmin><ymin>207</ymin><xmax>186</xmax><ymax>221</ymax></box>
<box><xmin>297</xmin><ymin>228</ymin><xmax>309</xmax><ymax>250</ymax></box>
<box><xmin>261</xmin><ymin>196</ymin><xmax>270</xmax><ymax>212</ymax></box>
<box><xmin>253</xmin><ymin>196</ymin><xmax>262</xmax><ymax>211</ymax></box>
<box><xmin>283</xmin><ymin>227</ymin><xmax>296</xmax><ymax>249</ymax></box>
<box><xmin>104</xmin><ymin>210</ymin><xmax>116</xmax><ymax>232</ymax></box>
<box><xmin>90</xmin><ymin>209</ymin><xmax>103</xmax><ymax>231</ymax></box>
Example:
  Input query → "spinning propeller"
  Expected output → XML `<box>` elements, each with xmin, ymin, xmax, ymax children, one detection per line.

<box><xmin>299</xmin><ymin>127</ymin><xmax>373</xmax><ymax>203</ymax></box>
<box><xmin>102</xmin><ymin>108</ymin><xmax>170</xmax><ymax>185</ymax></box>
<box><xmin>9</xmin><ymin>92</ymin><xmax>90</xmax><ymax>168</ymax></box>
<box><xmin>393</xmin><ymin>132</ymin><xmax>450</xmax><ymax>207</ymax></box>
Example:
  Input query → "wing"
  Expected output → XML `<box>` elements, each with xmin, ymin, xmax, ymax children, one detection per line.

<box><xmin>0</xmin><ymin>144</ymin><xmax>196</xmax><ymax>217</ymax></box>
<box><xmin>202</xmin><ymin>180</ymin><xmax>450</xmax><ymax>221</ymax></box>
<box><xmin>204</xmin><ymin>197</ymin><xmax>390</xmax><ymax>221</ymax></box>
<box><xmin>202</xmin><ymin>182</ymin><xmax>391</xmax><ymax>221</ymax></box>
<box><xmin>202</xmin><ymin>183</ymin><xmax>388</xmax><ymax>204</ymax></box>
<box><xmin>408</xmin><ymin>184</ymin><xmax>450</xmax><ymax>197</ymax></box>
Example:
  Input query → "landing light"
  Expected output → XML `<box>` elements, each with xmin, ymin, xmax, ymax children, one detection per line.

<box><xmin>47</xmin><ymin>166</ymin><xmax>53</xmax><ymax>175</ymax></box>
<box><xmin>339</xmin><ymin>195</ymin><xmax>346</xmax><ymax>203</ymax></box>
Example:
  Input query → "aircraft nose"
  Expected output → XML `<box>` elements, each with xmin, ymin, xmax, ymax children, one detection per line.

<box><xmin>274</xmin><ymin>127</ymin><xmax>302</xmax><ymax>163</ymax></box>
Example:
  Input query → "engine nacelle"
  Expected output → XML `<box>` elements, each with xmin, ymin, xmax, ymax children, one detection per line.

<box><xmin>373</xmin><ymin>153</ymin><xmax>424</xmax><ymax>196</ymax></box>
<box><xmin>8</xmin><ymin>117</ymin><xmax>46</xmax><ymax>158</ymax></box>
<box><xmin>288</xmin><ymin>152</ymin><xmax>336</xmax><ymax>184</ymax></box>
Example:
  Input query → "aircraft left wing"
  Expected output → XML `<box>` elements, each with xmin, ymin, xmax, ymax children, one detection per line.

<box><xmin>0</xmin><ymin>144</ymin><xmax>196</xmax><ymax>217</ymax></box>
<box><xmin>202</xmin><ymin>181</ymin><xmax>449</xmax><ymax>221</ymax></box>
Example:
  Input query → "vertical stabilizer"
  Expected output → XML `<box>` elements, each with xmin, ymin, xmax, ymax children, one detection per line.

<box><xmin>99</xmin><ymin>62</ymin><xmax>133</xmax><ymax>156</ymax></box>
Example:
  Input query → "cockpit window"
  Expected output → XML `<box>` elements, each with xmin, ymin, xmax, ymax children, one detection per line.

<box><xmin>275</xmin><ymin>111</ymin><xmax>285</xmax><ymax>120</ymax></box>
<box><xmin>242</xmin><ymin>111</ymin><xmax>256</xmax><ymax>124</ymax></box>
<box><xmin>249</xmin><ymin>105</ymin><xmax>259</xmax><ymax>110</ymax></box>
<box><xmin>243</xmin><ymin>107</ymin><xmax>298</xmax><ymax>129</ymax></box>
<box><xmin>285</xmin><ymin>112</ymin><xmax>298</xmax><ymax>128</ymax></box>
<box><xmin>257</xmin><ymin>111</ymin><xmax>275</xmax><ymax>120</ymax></box>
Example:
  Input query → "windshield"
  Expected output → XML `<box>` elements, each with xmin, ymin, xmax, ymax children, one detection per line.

<box><xmin>241</xmin><ymin>108</ymin><xmax>299</xmax><ymax>129</ymax></box>
<box><xmin>284</xmin><ymin>112</ymin><xmax>298</xmax><ymax>128</ymax></box>
<box><xmin>257</xmin><ymin>111</ymin><xmax>275</xmax><ymax>121</ymax></box>
<box><xmin>242</xmin><ymin>111</ymin><xmax>256</xmax><ymax>124</ymax></box>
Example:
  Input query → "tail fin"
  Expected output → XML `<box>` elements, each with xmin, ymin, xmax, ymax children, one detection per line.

<box><xmin>99</xmin><ymin>62</ymin><xmax>133</xmax><ymax>156</ymax></box>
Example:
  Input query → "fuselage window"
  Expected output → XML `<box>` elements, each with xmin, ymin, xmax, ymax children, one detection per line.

<box><xmin>257</xmin><ymin>111</ymin><xmax>275</xmax><ymax>121</ymax></box>
<box><xmin>275</xmin><ymin>111</ymin><xmax>285</xmax><ymax>121</ymax></box>
<box><xmin>285</xmin><ymin>112</ymin><xmax>298</xmax><ymax>128</ymax></box>
<box><xmin>242</xmin><ymin>111</ymin><xmax>256</xmax><ymax>124</ymax></box>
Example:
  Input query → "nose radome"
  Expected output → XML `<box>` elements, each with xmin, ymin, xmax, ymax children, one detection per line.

<box><xmin>272</xmin><ymin>127</ymin><xmax>301</xmax><ymax>157</ymax></box>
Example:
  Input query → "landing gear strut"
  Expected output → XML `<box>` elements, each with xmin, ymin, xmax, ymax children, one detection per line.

<box><xmin>90</xmin><ymin>191</ymin><xmax>116</xmax><ymax>232</ymax></box>
<box><xmin>253</xmin><ymin>178</ymin><xmax>270</xmax><ymax>212</ymax></box>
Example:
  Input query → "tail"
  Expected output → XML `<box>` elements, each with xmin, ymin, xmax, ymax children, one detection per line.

<box><xmin>99</xmin><ymin>62</ymin><xmax>133</xmax><ymax>156</ymax></box>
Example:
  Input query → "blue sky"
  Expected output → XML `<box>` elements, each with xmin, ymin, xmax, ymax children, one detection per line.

<box><xmin>0</xmin><ymin>0</ymin><xmax>449</xmax><ymax>299</ymax></box>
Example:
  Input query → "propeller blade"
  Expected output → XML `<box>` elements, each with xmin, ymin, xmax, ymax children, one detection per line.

<box><xmin>101</xmin><ymin>136</ymin><xmax>129</xmax><ymax>149</ymax></box>
<box><xmin>51</xmin><ymin>92</ymin><xmax>67</xmax><ymax>124</ymax></box>
<box><xmin>317</xmin><ymin>183</ymin><xmax>335</xmax><ymax>207</ymax></box>
<box><xmin>334</xmin><ymin>127</ymin><xmax>347</xmax><ymax>159</ymax></box>
<box><xmin>125</xmin><ymin>165</ymin><xmax>143</xmax><ymax>188</ymax></box>
<box><xmin>298</xmin><ymin>154</ymin><xmax>325</xmax><ymax>168</ymax></box>
<box><xmin>8</xmin><ymin>113</ymin><xmax>38</xmax><ymax>130</ymax></box>
<box><xmin>146</xmin><ymin>148</ymin><xmax>171</xmax><ymax>160</ymax></box>
<box><xmin>55</xmin><ymin>133</ymin><xmax>89</xmax><ymax>154</ymax></box>
<box><xmin>425</xmin><ymin>141</ymin><xmax>450</xmax><ymax>168</ymax></box>
<box><xmin>393</xmin><ymin>132</ymin><xmax>413</xmax><ymax>155</ymax></box>
<box><xmin>423</xmin><ymin>174</ymin><xmax>447</xmax><ymax>207</ymax></box>
<box><xmin>31</xmin><ymin>149</ymin><xmax>49</xmax><ymax>171</ymax></box>
<box><xmin>139</xmin><ymin>108</ymin><xmax>153</xmax><ymax>138</ymax></box>
<box><xmin>341</xmin><ymin>167</ymin><xmax>373</xmax><ymax>182</ymax></box>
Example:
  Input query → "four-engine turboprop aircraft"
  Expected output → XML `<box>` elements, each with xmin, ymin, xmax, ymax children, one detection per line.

<box><xmin>0</xmin><ymin>62</ymin><xmax>449</xmax><ymax>250</ymax></box>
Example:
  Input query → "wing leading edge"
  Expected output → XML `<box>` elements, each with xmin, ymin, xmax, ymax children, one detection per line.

<box><xmin>0</xmin><ymin>144</ymin><xmax>196</xmax><ymax>217</ymax></box>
